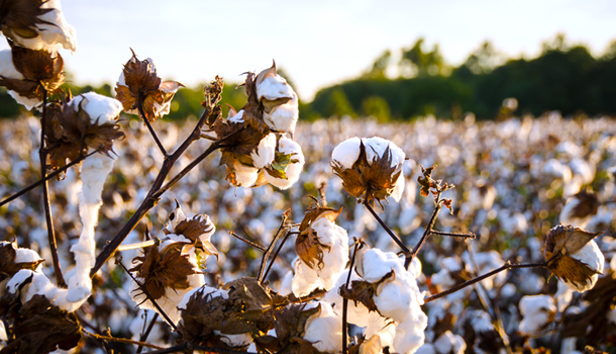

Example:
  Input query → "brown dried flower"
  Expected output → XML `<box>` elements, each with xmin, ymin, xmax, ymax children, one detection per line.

<box><xmin>162</xmin><ymin>202</ymin><xmax>218</xmax><ymax>259</ymax></box>
<box><xmin>115</xmin><ymin>49</ymin><xmax>183</xmax><ymax>122</ymax></box>
<box><xmin>544</xmin><ymin>224</ymin><xmax>604</xmax><ymax>291</ymax></box>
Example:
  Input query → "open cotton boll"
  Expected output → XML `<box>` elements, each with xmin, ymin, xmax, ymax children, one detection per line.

<box><xmin>0</xmin><ymin>50</ymin><xmax>42</xmax><ymax>110</ymax></box>
<box><xmin>231</xmin><ymin>161</ymin><xmax>260</xmax><ymax>187</ymax></box>
<box><xmin>256</xmin><ymin>71</ymin><xmax>295</xmax><ymax>101</ymax></box>
<box><xmin>362</xmin><ymin>136</ymin><xmax>406</xmax><ymax>167</ymax></box>
<box><xmin>563</xmin><ymin>239</ymin><xmax>604</xmax><ymax>292</ymax></box>
<box><xmin>323</xmin><ymin>269</ymin><xmax>372</xmax><ymax>327</ymax></box>
<box><xmin>518</xmin><ymin>294</ymin><xmax>556</xmax><ymax>334</ymax></box>
<box><xmin>302</xmin><ymin>301</ymin><xmax>343</xmax><ymax>353</ymax></box>
<box><xmin>250</xmin><ymin>133</ymin><xmax>276</xmax><ymax>169</ymax></box>
<box><xmin>264</xmin><ymin>137</ymin><xmax>305</xmax><ymax>190</ymax></box>
<box><xmin>433</xmin><ymin>330</ymin><xmax>466</xmax><ymax>354</ymax></box>
<box><xmin>7</xmin><ymin>0</ymin><xmax>77</xmax><ymax>53</ymax></box>
<box><xmin>7</xmin><ymin>270</ymin><xmax>85</xmax><ymax>312</ymax></box>
<box><xmin>292</xmin><ymin>217</ymin><xmax>349</xmax><ymax>296</ymax></box>
<box><xmin>264</xmin><ymin>93</ymin><xmax>299</xmax><ymax>134</ymax></box>
<box><xmin>71</xmin><ymin>92</ymin><xmax>123</xmax><ymax>126</ymax></box>
<box><xmin>356</xmin><ymin>248</ymin><xmax>406</xmax><ymax>283</ymax></box>
<box><xmin>331</xmin><ymin>137</ymin><xmax>362</xmax><ymax>170</ymax></box>
<box><xmin>392</xmin><ymin>315</ymin><xmax>429</xmax><ymax>354</ymax></box>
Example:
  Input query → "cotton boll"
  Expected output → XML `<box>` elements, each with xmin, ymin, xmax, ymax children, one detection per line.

<box><xmin>362</xmin><ymin>137</ymin><xmax>406</xmax><ymax>168</ymax></box>
<box><xmin>433</xmin><ymin>330</ymin><xmax>466</xmax><ymax>354</ymax></box>
<box><xmin>264</xmin><ymin>137</ymin><xmax>305</xmax><ymax>190</ymax></box>
<box><xmin>364</xmin><ymin>313</ymin><xmax>396</xmax><ymax>348</ymax></box>
<box><xmin>303</xmin><ymin>302</ymin><xmax>343</xmax><ymax>353</ymax></box>
<box><xmin>256</xmin><ymin>71</ymin><xmax>295</xmax><ymax>102</ymax></box>
<box><xmin>356</xmin><ymin>248</ymin><xmax>406</xmax><ymax>283</ymax></box>
<box><xmin>251</xmin><ymin>133</ymin><xmax>277</xmax><ymax>169</ymax></box>
<box><xmin>562</xmin><ymin>240</ymin><xmax>604</xmax><ymax>292</ymax></box>
<box><xmin>331</xmin><ymin>137</ymin><xmax>362</xmax><ymax>170</ymax></box>
<box><xmin>70</xmin><ymin>92</ymin><xmax>123</xmax><ymax>126</ymax></box>
<box><xmin>231</xmin><ymin>162</ymin><xmax>260</xmax><ymax>187</ymax></box>
<box><xmin>393</xmin><ymin>316</ymin><xmax>429</xmax><ymax>354</ymax></box>
<box><xmin>291</xmin><ymin>217</ymin><xmax>349</xmax><ymax>296</ymax></box>
<box><xmin>518</xmin><ymin>295</ymin><xmax>556</xmax><ymax>334</ymax></box>
<box><xmin>264</xmin><ymin>93</ymin><xmax>299</xmax><ymax>134</ymax></box>
<box><xmin>390</xmin><ymin>172</ymin><xmax>406</xmax><ymax>202</ymax></box>
<box><xmin>216</xmin><ymin>332</ymin><xmax>253</xmax><ymax>348</ymax></box>
<box><xmin>228</xmin><ymin>109</ymin><xmax>245</xmax><ymax>124</ymax></box>
<box><xmin>323</xmin><ymin>269</ymin><xmax>372</xmax><ymax>327</ymax></box>
<box><xmin>8</xmin><ymin>0</ymin><xmax>77</xmax><ymax>53</ymax></box>
<box><xmin>0</xmin><ymin>50</ymin><xmax>41</xmax><ymax>109</ymax></box>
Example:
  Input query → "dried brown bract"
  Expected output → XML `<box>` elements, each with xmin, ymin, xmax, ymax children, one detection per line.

<box><xmin>1</xmin><ymin>294</ymin><xmax>82</xmax><ymax>354</ymax></box>
<box><xmin>295</xmin><ymin>201</ymin><xmax>342</xmax><ymax>270</ymax></box>
<box><xmin>273</xmin><ymin>303</ymin><xmax>323</xmax><ymax>354</ymax></box>
<box><xmin>44</xmin><ymin>94</ymin><xmax>124</xmax><ymax>174</ymax></box>
<box><xmin>0</xmin><ymin>0</ymin><xmax>53</xmax><ymax>41</ymax></box>
<box><xmin>115</xmin><ymin>49</ymin><xmax>183</xmax><ymax>121</ymax></box>
<box><xmin>0</xmin><ymin>44</ymin><xmax>64</xmax><ymax>102</ymax></box>
<box><xmin>0</xmin><ymin>241</ymin><xmax>43</xmax><ymax>282</ymax></box>
<box><xmin>130</xmin><ymin>243</ymin><xmax>196</xmax><ymax>300</ymax></box>
<box><xmin>544</xmin><ymin>224</ymin><xmax>603</xmax><ymax>290</ymax></box>
<box><xmin>178</xmin><ymin>278</ymin><xmax>287</xmax><ymax>350</ymax></box>
<box><xmin>339</xmin><ymin>270</ymin><xmax>395</xmax><ymax>314</ymax></box>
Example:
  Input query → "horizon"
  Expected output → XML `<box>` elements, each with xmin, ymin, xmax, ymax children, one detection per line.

<box><xmin>1</xmin><ymin>0</ymin><xmax>614</xmax><ymax>101</ymax></box>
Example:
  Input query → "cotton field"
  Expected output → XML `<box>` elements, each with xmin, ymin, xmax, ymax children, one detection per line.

<box><xmin>2</xmin><ymin>111</ymin><xmax>616</xmax><ymax>353</ymax></box>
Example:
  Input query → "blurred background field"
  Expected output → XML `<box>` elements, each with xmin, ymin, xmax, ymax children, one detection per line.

<box><xmin>2</xmin><ymin>110</ymin><xmax>616</xmax><ymax>351</ymax></box>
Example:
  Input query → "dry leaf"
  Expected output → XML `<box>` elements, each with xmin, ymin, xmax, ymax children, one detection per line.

<box><xmin>1</xmin><ymin>294</ymin><xmax>82</xmax><ymax>354</ymax></box>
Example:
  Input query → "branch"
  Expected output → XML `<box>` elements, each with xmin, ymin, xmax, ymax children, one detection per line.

<box><xmin>39</xmin><ymin>87</ymin><xmax>65</xmax><ymax>286</ymax></box>
<box><xmin>0</xmin><ymin>151</ymin><xmax>95</xmax><ymax>208</ymax></box>
<box><xmin>342</xmin><ymin>241</ymin><xmax>361</xmax><ymax>354</ymax></box>
<box><xmin>82</xmin><ymin>328</ymin><xmax>164</xmax><ymax>350</ymax></box>
<box><xmin>137</xmin><ymin>95</ymin><xmax>167</xmax><ymax>157</ymax></box>
<box><xmin>91</xmin><ymin>102</ymin><xmax>220</xmax><ymax>277</ymax></box>
<box><xmin>262</xmin><ymin>229</ymin><xmax>293</xmax><ymax>281</ymax></box>
<box><xmin>116</xmin><ymin>257</ymin><xmax>178</xmax><ymax>331</ymax></box>
<box><xmin>424</xmin><ymin>261</ymin><xmax>549</xmax><ymax>303</ymax></box>
<box><xmin>258</xmin><ymin>210</ymin><xmax>290</xmax><ymax>282</ymax></box>
<box><xmin>405</xmin><ymin>198</ymin><xmax>443</xmax><ymax>270</ymax></box>
<box><xmin>363</xmin><ymin>200</ymin><xmax>411</xmax><ymax>255</ymax></box>
<box><xmin>429</xmin><ymin>230</ymin><xmax>476</xmax><ymax>239</ymax></box>
<box><xmin>229</xmin><ymin>231</ymin><xmax>266</xmax><ymax>252</ymax></box>
<box><xmin>136</xmin><ymin>312</ymin><xmax>160</xmax><ymax>354</ymax></box>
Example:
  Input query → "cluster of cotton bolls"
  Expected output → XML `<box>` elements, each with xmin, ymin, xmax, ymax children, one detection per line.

<box><xmin>3</xmin><ymin>92</ymin><xmax>616</xmax><ymax>354</ymax></box>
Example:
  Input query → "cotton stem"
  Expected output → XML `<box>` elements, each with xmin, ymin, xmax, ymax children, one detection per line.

<box><xmin>39</xmin><ymin>87</ymin><xmax>65</xmax><ymax>286</ymax></box>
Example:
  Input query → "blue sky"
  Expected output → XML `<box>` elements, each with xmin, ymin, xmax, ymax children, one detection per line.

<box><xmin>2</xmin><ymin>0</ymin><xmax>614</xmax><ymax>100</ymax></box>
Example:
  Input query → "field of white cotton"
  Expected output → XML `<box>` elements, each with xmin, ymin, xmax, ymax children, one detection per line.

<box><xmin>2</xmin><ymin>112</ymin><xmax>616</xmax><ymax>353</ymax></box>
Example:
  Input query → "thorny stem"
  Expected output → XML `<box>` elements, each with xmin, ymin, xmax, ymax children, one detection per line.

<box><xmin>342</xmin><ymin>241</ymin><xmax>361</xmax><ymax>354</ymax></box>
<box><xmin>0</xmin><ymin>151</ymin><xmax>96</xmax><ymax>208</ymax></box>
<box><xmin>137</xmin><ymin>95</ymin><xmax>168</xmax><ymax>157</ymax></box>
<box><xmin>91</xmin><ymin>101</ymin><xmax>220</xmax><ymax>277</ymax></box>
<box><xmin>405</xmin><ymin>197</ymin><xmax>443</xmax><ymax>270</ymax></box>
<box><xmin>262</xmin><ymin>230</ymin><xmax>293</xmax><ymax>281</ymax></box>
<box><xmin>229</xmin><ymin>231</ymin><xmax>266</xmax><ymax>252</ymax></box>
<box><xmin>116</xmin><ymin>257</ymin><xmax>178</xmax><ymax>331</ymax></box>
<box><xmin>258</xmin><ymin>210</ymin><xmax>290</xmax><ymax>282</ymax></box>
<box><xmin>363</xmin><ymin>201</ymin><xmax>411</xmax><ymax>255</ymax></box>
<box><xmin>424</xmin><ymin>261</ymin><xmax>549</xmax><ymax>303</ymax></box>
<box><xmin>82</xmin><ymin>328</ymin><xmax>164</xmax><ymax>350</ymax></box>
<box><xmin>136</xmin><ymin>312</ymin><xmax>160</xmax><ymax>354</ymax></box>
<box><xmin>39</xmin><ymin>87</ymin><xmax>65</xmax><ymax>287</ymax></box>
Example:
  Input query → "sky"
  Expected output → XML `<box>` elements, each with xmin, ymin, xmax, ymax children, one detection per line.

<box><xmin>2</xmin><ymin>0</ymin><xmax>615</xmax><ymax>101</ymax></box>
